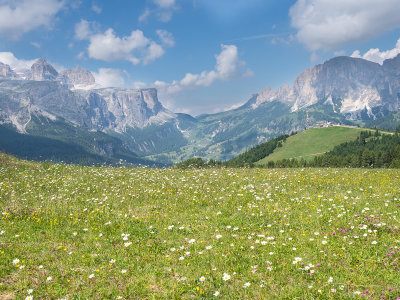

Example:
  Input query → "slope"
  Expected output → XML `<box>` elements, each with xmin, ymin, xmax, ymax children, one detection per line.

<box><xmin>256</xmin><ymin>126</ymin><xmax>375</xmax><ymax>164</ymax></box>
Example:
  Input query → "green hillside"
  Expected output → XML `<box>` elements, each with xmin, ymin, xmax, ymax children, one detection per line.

<box><xmin>257</xmin><ymin>126</ymin><xmax>375</xmax><ymax>165</ymax></box>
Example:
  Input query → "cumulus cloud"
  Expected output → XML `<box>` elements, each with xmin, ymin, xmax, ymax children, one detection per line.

<box><xmin>75</xmin><ymin>20</ymin><xmax>94</xmax><ymax>40</ymax></box>
<box><xmin>75</xmin><ymin>21</ymin><xmax>169</xmax><ymax>65</ymax></box>
<box><xmin>86</xmin><ymin>28</ymin><xmax>165</xmax><ymax>65</ymax></box>
<box><xmin>139</xmin><ymin>0</ymin><xmax>177</xmax><ymax>23</ymax></box>
<box><xmin>156</xmin><ymin>29</ymin><xmax>175</xmax><ymax>47</ymax></box>
<box><xmin>0</xmin><ymin>0</ymin><xmax>65</xmax><ymax>38</ymax></box>
<box><xmin>351</xmin><ymin>38</ymin><xmax>400</xmax><ymax>65</ymax></box>
<box><xmin>92</xmin><ymin>68</ymin><xmax>125</xmax><ymax>87</ymax></box>
<box><xmin>0</xmin><ymin>52</ymin><xmax>37</xmax><ymax>69</ymax></box>
<box><xmin>141</xmin><ymin>44</ymin><xmax>252</xmax><ymax>95</ymax></box>
<box><xmin>290</xmin><ymin>0</ymin><xmax>400</xmax><ymax>51</ymax></box>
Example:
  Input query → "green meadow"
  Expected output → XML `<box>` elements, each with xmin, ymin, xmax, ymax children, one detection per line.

<box><xmin>1</xmin><ymin>153</ymin><xmax>400</xmax><ymax>299</ymax></box>
<box><xmin>257</xmin><ymin>126</ymin><xmax>377</xmax><ymax>164</ymax></box>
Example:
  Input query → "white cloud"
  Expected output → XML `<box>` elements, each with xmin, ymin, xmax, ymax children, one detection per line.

<box><xmin>154</xmin><ymin>0</ymin><xmax>175</xmax><ymax>9</ymax></box>
<box><xmin>92</xmin><ymin>68</ymin><xmax>125</xmax><ymax>87</ymax></box>
<box><xmin>351</xmin><ymin>38</ymin><xmax>400</xmax><ymax>65</ymax></box>
<box><xmin>139</xmin><ymin>0</ymin><xmax>177</xmax><ymax>23</ymax></box>
<box><xmin>91</xmin><ymin>3</ymin><xmax>102</xmax><ymax>14</ymax></box>
<box><xmin>156</xmin><ymin>29</ymin><xmax>175</xmax><ymax>47</ymax></box>
<box><xmin>290</xmin><ymin>0</ymin><xmax>400</xmax><ymax>51</ymax></box>
<box><xmin>86</xmin><ymin>28</ymin><xmax>165</xmax><ymax>65</ymax></box>
<box><xmin>0</xmin><ymin>52</ymin><xmax>37</xmax><ymax>69</ymax></box>
<box><xmin>0</xmin><ymin>0</ymin><xmax>65</xmax><ymax>38</ymax></box>
<box><xmin>141</xmin><ymin>44</ymin><xmax>252</xmax><ymax>95</ymax></box>
<box><xmin>75</xmin><ymin>20</ymin><xmax>93</xmax><ymax>40</ymax></box>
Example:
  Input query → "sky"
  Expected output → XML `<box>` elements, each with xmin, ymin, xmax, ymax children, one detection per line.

<box><xmin>1</xmin><ymin>0</ymin><xmax>400</xmax><ymax>116</ymax></box>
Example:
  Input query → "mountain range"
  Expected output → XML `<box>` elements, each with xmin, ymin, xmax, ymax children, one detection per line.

<box><xmin>1</xmin><ymin>54</ymin><xmax>400</xmax><ymax>165</ymax></box>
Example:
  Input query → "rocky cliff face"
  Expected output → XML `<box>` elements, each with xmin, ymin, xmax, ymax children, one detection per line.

<box><xmin>57</xmin><ymin>67</ymin><xmax>96</xmax><ymax>88</ymax></box>
<box><xmin>250</xmin><ymin>54</ymin><xmax>400</xmax><ymax>120</ymax></box>
<box><xmin>30</xmin><ymin>59</ymin><xmax>59</xmax><ymax>81</ymax></box>
<box><xmin>0</xmin><ymin>62</ymin><xmax>18</xmax><ymax>79</ymax></box>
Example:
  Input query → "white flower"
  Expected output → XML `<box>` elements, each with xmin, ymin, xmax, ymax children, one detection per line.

<box><xmin>25</xmin><ymin>296</ymin><xmax>33</xmax><ymax>300</ymax></box>
<box><xmin>371</xmin><ymin>241</ymin><xmax>377</xmax><ymax>244</ymax></box>
<box><xmin>214</xmin><ymin>291</ymin><xmax>220</xmax><ymax>296</ymax></box>
<box><xmin>27</xmin><ymin>289</ymin><xmax>33</xmax><ymax>294</ymax></box>
<box><xmin>292</xmin><ymin>257</ymin><xmax>302</xmax><ymax>264</ymax></box>
<box><xmin>179</xmin><ymin>256</ymin><xmax>184</xmax><ymax>260</ymax></box>
<box><xmin>216</xmin><ymin>234</ymin><xmax>222</xmax><ymax>239</ymax></box>
<box><xmin>327</xmin><ymin>277</ymin><xmax>333</xmax><ymax>283</ymax></box>
<box><xmin>88</xmin><ymin>274</ymin><xmax>95</xmax><ymax>279</ymax></box>
<box><xmin>199</xmin><ymin>276</ymin><xmax>206</xmax><ymax>282</ymax></box>
<box><xmin>354</xmin><ymin>291</ymin><xmax>361</xmax><ymax>295</ymax></box>
<box><xmin>46</xmin><ymin>276</ymin><xmax>52</xmax><ymax>281</ymax></box>
<box><xmin>222</xmin><ymin>273</ymin><xmax>231</xmax><ymax>281</ymax></box>
<box><xmin>243</xmin><ymin>282</ymin><xmax>251</xmax><ymax>288</ymax></box>
<box><xmin>124</xmin><ymin>242</ymin><xmax>132</xmax><ymax>247</ymax></box>
<box><xmin>188</xmin><ymin>239</ymin><xmax>196</xmax><ymax>244</ymax></box>
<box><xmin>109</xmin><ymin>259</ymin><xmax>116</xmax><ymax>264</ymax></box>
<box><xmin>322</xmin><ymin>240</ymin><xmax>327</xmax><ymax>245</ymax></box>
<box><xmin>206</xmin><ymin>245</ymin><xmax>212</xmax><ymax>250</ymax></box>
<box><xmin>73</xmin><ymin>232</ymin><xmax>77</xmax><ymax>236</ymax></box>
<box><xmin>121</xmin><ymin>269</ymin><xmax>127</xmax><ymax>274</ymax></box>
<box><xmin>12</xmin><ymin>258</ymin><xmax>20</xmax><ymax>265</ymax></box>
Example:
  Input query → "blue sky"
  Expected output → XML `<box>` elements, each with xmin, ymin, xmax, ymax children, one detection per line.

<box><xmin>1</xmin><ymin>0</ymin><xmax>400</xmax><ymax>115</ymax></box>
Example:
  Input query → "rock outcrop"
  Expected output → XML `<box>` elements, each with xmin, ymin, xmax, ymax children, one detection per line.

<box><xmin>30</xmin><ymin>59</ymin><xmax>58</xmax><ymax>81</ymax></box>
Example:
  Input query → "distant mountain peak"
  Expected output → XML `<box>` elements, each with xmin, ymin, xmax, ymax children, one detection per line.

<box><xmin>30</xmin><ymin>59</ymin><xmax>58</xmax><ymax>81</ymax></box>
<box><xmin>58</xmin><ymin>67</ymin><xmax>96</xmax><ymax>89</ymax></box>
<box><xmin>0</xmin><ymin>62</ymin><xmax>18</xmax><ymax>79</ymax></box>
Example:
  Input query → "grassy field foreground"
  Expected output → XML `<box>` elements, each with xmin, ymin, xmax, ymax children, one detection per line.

<box><xmin>1</xmin><ymin>154</ymin><xmax>400</xmax><ymax>299</ymax></box>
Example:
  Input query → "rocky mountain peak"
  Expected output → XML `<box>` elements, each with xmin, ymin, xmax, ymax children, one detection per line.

<box><xmin>58</xmin><ymin>67</ymin><xmax>96</xmax><ymax>88</ymax></box>
<box><xmin>30</xmin><ymin>59</ymin><xmax>58</xmax><ymax>81</ymax></box>
<box><xmin>382</xmin><ymin>53</ymin><xmax>400</xmax><ymax>75</ymax></box>
<box><xmin>0</xmin><ymin>62</ymin><xmax>18</xmax><ymax>79</ymax></box>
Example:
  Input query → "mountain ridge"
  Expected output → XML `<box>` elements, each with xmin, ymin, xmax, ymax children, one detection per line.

<box><xmin>1</xmin><ymin>55</ymin><xmax>400</xmax><ymax>164</ymax></box>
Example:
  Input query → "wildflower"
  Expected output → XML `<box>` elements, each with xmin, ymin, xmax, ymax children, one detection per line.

<box><xmin>327</xmin><ymin>277</ymin><xmax>333</xmax><ymax>283</ymax></box>
<box><xmin>46</xmin><ymin>276</ymin><xmax>52</xmax><ymax>281</ymax></box>
<box><xmin>199</xmin><ymin>276</ymin><xmax>206</xmax><ymax>282</ymax></box>
<box><xmin>25</xmin><ymin>296</ymin><xmax>33</xmax><ymax>300</ymax></box>
<box><xmin>89</xmin><ymin>274</ymin><xmax>95</xmax><ymax>279</ymax></box>
<box><xmin>214</xmin><ymin>291</ymin><xmax>220</xmax><ymax>296</ymax></box>
<box><xmin>371</xmin><ymin>241</ymin><xmax>377</xmax><ymax>245</ymax></box>
<box><xmin>222</xmin><ymin>273</ymin><xmax>231</xmax><ymax>281</ymax></box>
<box><xmin>216</xmin><ymin>234</ymin><xmax>222</xmax><ymax>239</ymax></box>
<box><xmin>12</xmin><ymin>258</ymin><xmax>20</xmax><ymax>265</ymax></box>
<box><xmin>292</xmin><ymin>257</ymin><xmax>302</xmax><ymax>264</ymax></box>
<box><xmin>188</xmin><ymin>239</ymin><xmax>196</xmax><ymax>244</ymax></box>
<box><xmin>73</xmin><ymin>232</ymin><xmax>77</xmax><ymax>236</ymax></box>
<box><xmin>27</xmin><ymin>289</ymin><xmax>33</xmax><ymax>294</ymax></box>
<box><xmin>354</xmin><ymin>291</ymin><xmax>361</xmax><ymax>295</ymax></box>
<box><xmin>179</xmin><ymin>256</ymin><xmax>184</xmax><ymax>260</ymax></box>
<box><xmin>124</xmin><ymin>242</ymin><xmax>132</xmax><ymax>247</ymax></box>
<box><xmin>243</xmin><ymin>282</ymin><xmax>251</xmax><ymax>288</ymax></box>
<box><xmin>322</xmin><ymin>240</ymin><xmax>327</xmax><ymax>245</ymax></box>
<box><xmin>109</xmin><ymin>259</ymin><xmax>116</xmax><ymax>264</ymax></box>
<box><xmin>206</xmin><ymin>245</ymin><xmax>212</xmax><ymax>250</ymax></box>
<box><xmin>121</xmin><ymin>269</ymin><xmax>127</xmax><ymax>274</ymax></box>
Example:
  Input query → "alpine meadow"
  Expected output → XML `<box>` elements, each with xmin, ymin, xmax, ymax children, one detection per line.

<box><xmin>1</xmin><ymin>0</ymin><xmax>400</xmax><ymax>299</ymax></box>
<box><xmin>1</xmin><ymin>154</ymin><xmax>400</xmax><ymax>299</ymax></box>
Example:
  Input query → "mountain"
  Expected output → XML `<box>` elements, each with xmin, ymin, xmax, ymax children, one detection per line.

<box><xmin>0</xmin><ymin>55</ymin><xmax>400</xmax><ymax>164</ymax></box>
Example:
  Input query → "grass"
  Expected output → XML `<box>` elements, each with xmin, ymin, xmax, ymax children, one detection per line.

<box><xmin>1</xmin><ymin>153</ymin><xmax>400</xmax><ymax>299</ymax></box>
<box><xmin>257</xmin><ymin>126</ymin><xmax>378</xmax><ymax>164</ymax></box>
